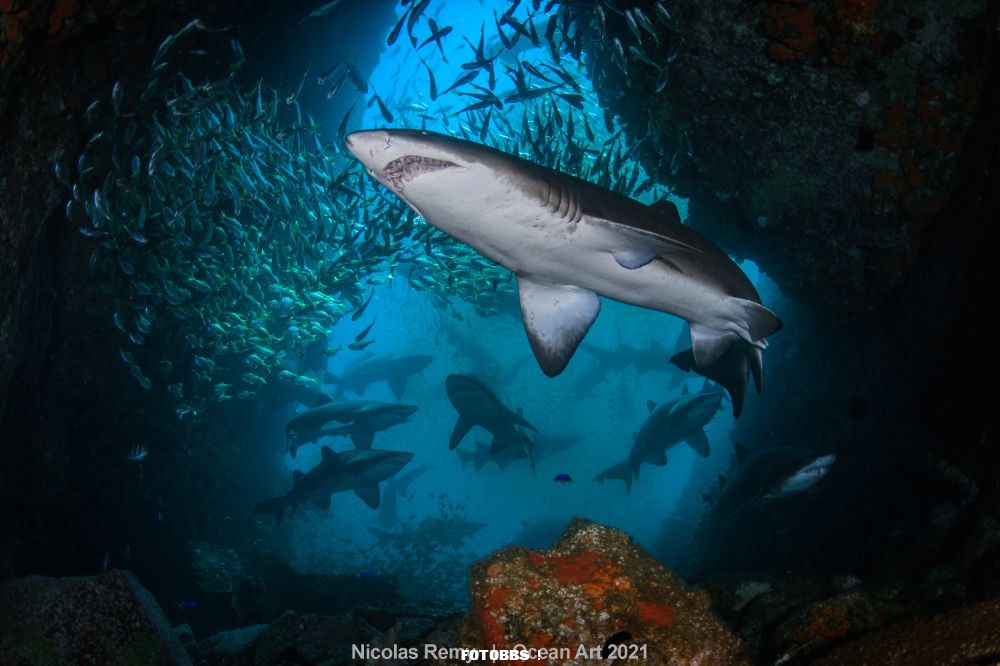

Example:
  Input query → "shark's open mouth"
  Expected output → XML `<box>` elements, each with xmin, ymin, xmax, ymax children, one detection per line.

<box><xmin>384</xmin><ymin>155</ymin><xmax>457</xmax><ymax>189</ymax></box>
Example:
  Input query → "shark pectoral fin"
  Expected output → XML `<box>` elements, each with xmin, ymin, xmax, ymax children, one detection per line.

<box><xmin>355</xmin><ymin>485</ymin><xmax>381</xmax><ymax>509</ymax></box>
<box><xmin>490</xmin><ymin>434</ymin><xmax>509</xmax><ymax>454</ymax></box>
<box><xmin>388</xmin><ymin>376</ymin><xmax>407</xmax><ymax>400</ymax></box>
<box><xmin>517</xmin><ymin>277</ymin><xmax>601</xmax><ymax>377</ymax></box>
<box><xmin>685</xmin><ymin>430</ymin><xmax>710</xmax><ymax>457</ymax></box>
<box><xmin>351</xmin><ymin>431</ymin><xmax>375</xmax><ymax>449</ymax></box>
<box><xmin>449</xmin><ymin>416</ymin><xmax>474</xmax><ymax>449</ymax></box>
<box><xmin>607</xmin><ymin>222</ymin><xmax>702</xmax><ymax>270</ymax></box>
<box><xmin>311</xmin><ymin>494</ymin><xmax>332</xmax><ymax>509</ymax></box>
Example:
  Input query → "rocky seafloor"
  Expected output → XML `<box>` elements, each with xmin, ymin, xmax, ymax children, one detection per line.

<box><xmin>5</xmin><ymin>520</ymin><xmax>1000</xmax><ymax>665</ymax></box>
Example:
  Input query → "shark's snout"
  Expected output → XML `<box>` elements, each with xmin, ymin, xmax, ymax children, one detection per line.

<box><xmin>344</xmin><ymin>130</ymin><xmax>391</xmax><ymax>169</ymax></box>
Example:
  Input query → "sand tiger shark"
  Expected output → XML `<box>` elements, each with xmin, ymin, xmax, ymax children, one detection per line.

<box><xmin>346</xmin><ymin>130</ymin><xmax>782</xmax><ymax>416</ymax></box>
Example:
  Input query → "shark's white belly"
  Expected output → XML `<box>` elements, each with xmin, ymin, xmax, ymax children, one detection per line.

<box><xmin>416</xmin><ymin>179</ymin><xmax>736</xmax><ymax>331</ymax></box>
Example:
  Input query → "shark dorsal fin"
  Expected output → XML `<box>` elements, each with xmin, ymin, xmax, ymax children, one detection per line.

<box><xmin>734</xmin><ymin>443</ymin><xmax>750</xmax><ymax>465</ymax></box>
<box><xmin>320</xmin><ymin>445</ymin><xmax>335</xmax><ymax>462</ymax></box>
<box><xmin>648</xmin><ymin>198</ymin><xmax>681</xmax><ymax>223</ymax></box>
<box><xmin>646</xmin><ymin>400</ymin><xmax>656</xmax><ymax>413</ymax></box>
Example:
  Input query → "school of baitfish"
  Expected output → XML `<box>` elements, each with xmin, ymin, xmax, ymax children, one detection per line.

<box><xmin>55</xmin><ymin>0</ymin><xmax>682</xmax><ymax>415</ymax></box>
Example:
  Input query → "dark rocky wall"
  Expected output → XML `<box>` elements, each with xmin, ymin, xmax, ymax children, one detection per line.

<box><xmin>0</xmin><ymin>0</ymin><xmax>396</xmax><ymax>591</ymax></box>
<box><xmin>572</xmin><ymin>0</ymin><xmax>1000</xmax><ymax>582</ymax></box>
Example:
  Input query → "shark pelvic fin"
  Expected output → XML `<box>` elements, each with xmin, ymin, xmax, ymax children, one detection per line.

<box><xmin>645</xmin><ymin>449</ymin><xmax>668</xmax><ymax>466</ymax></box>
<box><xmin>254</xmin><ymin>496</ymin><xmax>287</xmax><ymax>526</ymax></box>
<box><xmin>670</xmin><ymin>339</ymin><xmax>763</xmax><ymax>419</ymax></box>
<box><xmin>355</xmin><ymin>485</ymin><xmax>380</xmax><ymax>509</ymax></box>
<box><xmin>517</xmin><ymin>277</ymin><xmax>601</xmax><ymax>377</ymax></box>
<box><xmin>685</xmin><ymin>430</ymin><xmax>710</xmax><ymax>457</ymax></box>
<box><xmin>351</xmin><ymin>431</ymin><xmax>375</xmax><ymax>449</ymax></box>
<box><xmin>449</xmin><ymin>416</ymin><xmax>474</xmax><ymax>450</ymax></box>
<box><xmin>607</xmin><ymin>217</ymin><xmax>704</xmax><ymax>270</ymax></box>
<box><xmin>594</xmin><ymin>460</ymin><xmax>634</xmax><ymax>493</ymax></box>
<box><xmin>388</xmin><ymin>376</ymin><xmax>407</xmax><ymax>400</ymax></box>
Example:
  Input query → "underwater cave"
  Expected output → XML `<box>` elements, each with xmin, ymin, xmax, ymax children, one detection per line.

<box><xmin>1</xmin><ymin>0</ymin><xmax>998</xmax><ymax>663</ymax></box>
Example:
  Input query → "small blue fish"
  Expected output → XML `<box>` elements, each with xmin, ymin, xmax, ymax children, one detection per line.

<box><xmin>359</xmin><ymin>571</ymin><xmax>374</xmax><ymax>579</ymax></box>
<box><xmin>553</xmin><ymin>473</ymin><xmax>573</xmax><ymax>484</ymax></box>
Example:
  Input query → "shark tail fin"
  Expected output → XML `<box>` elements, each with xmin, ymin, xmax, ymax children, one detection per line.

<box><xmin>254</xmin><ymin>496</ymin><xmax>287</xmax><ymax>526</ymax></box>
<box><xmin>670</xmin><ymin>339</ymin><xmax>763</xmax><ymax>419</ymax></box>
<box><xmin>594</xmin><ymin>460</ymin><xmax>633</xmax><ymax>493</ymax></box>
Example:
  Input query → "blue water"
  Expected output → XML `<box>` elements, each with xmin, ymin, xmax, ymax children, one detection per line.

<box><xmin>259</xmin><ymin>1</ymin><xmax>786</xmax><ymax>602</ymax></box>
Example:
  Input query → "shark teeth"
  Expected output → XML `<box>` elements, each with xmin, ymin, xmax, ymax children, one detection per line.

<box><xmin>384</xmin><ymin>155</ymin><xmax>456</xmax><ymax>189</ymax></box>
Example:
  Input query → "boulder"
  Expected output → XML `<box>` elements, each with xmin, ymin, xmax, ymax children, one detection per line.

<box><xmin>450</xmin><ymin>519</ymin><xmax>747</xmax><ymax>665</ymax></box>
<box><xmin>199</xmin><ymin>610</ymin><xmax>379</xmax><ymax>666</ymax></box>
<box><xmin>0</xmin><ymin>569</ymin><xmax>192</xmax><ymax>665</ymax></box>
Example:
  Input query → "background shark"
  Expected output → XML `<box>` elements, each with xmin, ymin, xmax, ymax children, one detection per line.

<box><xmin>346</xmin><ymin>129</ymin><xmax>782</xmax><ymax>418</ymax></box>
<box><xmin>596</xmin><ymin>383</ymin><xmax>724</xmax><ymax>492</ymax></box>
<box><xmin>325</xmin><ymin>353</ymin><xmax>434</xmax><ymax>400</ymax></box>
<box><xmin>709</xmin><ymin>445</ymin><xmax>837</xmax><ymax>521</ymax></box>
<box><xmin>457</xmin><ymin>432</ymin><xmax>586</xmax><ymax>472</ymax></box>
<box><xmin>254</xmin><ymin>446</ymin><xmax>415</xmax><ymax>525</ymax></box>
<box><xmin>285</xmin><ymin>400</ymin><xmax>419</xmax><ymax>456</ymax></box>
<box><xmin>445</xmin><ymin>374</ymin><xmax>537</xmax><ymax>456</ymax></box>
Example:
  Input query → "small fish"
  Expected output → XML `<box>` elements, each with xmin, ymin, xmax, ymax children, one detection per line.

<box><xmin>177</xmin><ymin>598</ymin><xmax>198</xmax><ymax>609</ymax></box>
<box><xmin>373</xmin><ymin>92</ymin><xmax>394</xmax><ymax>123</ymax></box>
<box><xmin>442</xmin><ymin>71</ymin><xmax>478</xmax><ymax>96</ymax></box>
<box><xmin>352</xmin><ymin>291</ymin><xmax>374</xmax><ymax>321</ymax></box>
<box><xmin>300</xmin><ymin>0</ymin><xmax>343</xmax><ymax>24</ymax></box>
<box><xmin>348</xmin><ymin>339</ymin><xmax>376</xmax><ymax>351</ymax></box>
<box><xmin>359</xmin><ymin>571</ymin><xmax>374</xmax><ymax>579</ymax></box>
<box><xmin>337</xmin><ymin>101</ymin><xmax>357</xmax><ymax>136</ymax></box>
<box><xmin>355</xmin><ymin>316</ymin><xmax>376</xmax><ymax>343</ymax></box>
<box><xmin>553</xmin><ymin>473</ymin><xmax>573</xmax><ymax>484</ymax></box>
<box><xmin>420</xmin><ymin>59</ymin><xmax>438</xmax><ymax>101</ymax></box>
<box><xmin>127</xmin><ymin>444</ymin><xmax>149</xmax><ymax>463</ymax></box>
<box><xmin>387</xmin><ymin>5</ymin><xmax>412</xmax><ymax>46</ymax></box>
<box><xmin>654</xmin><ymin>2</ymin><xmax>673</xmax><ymax>25</ymax></box>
